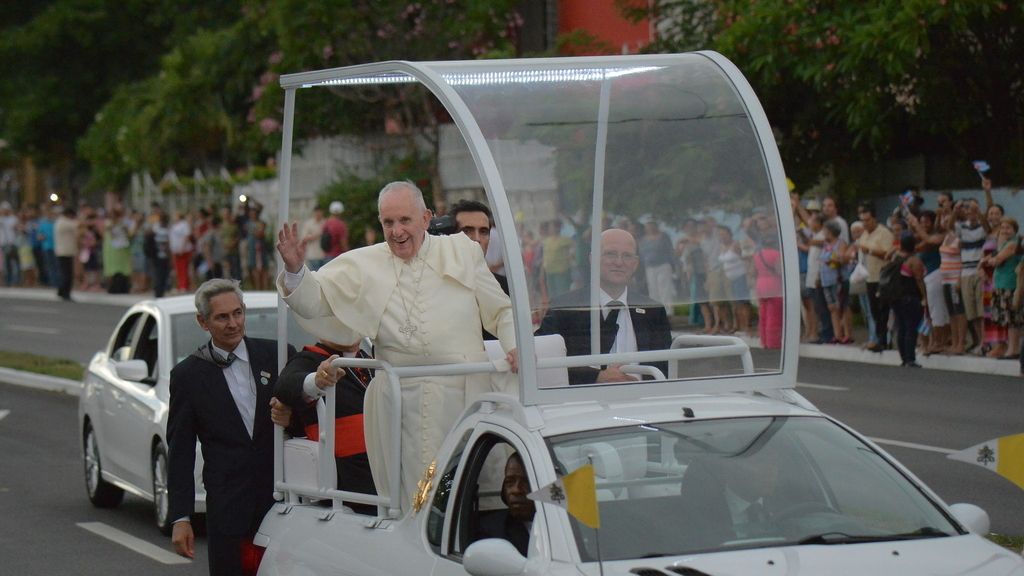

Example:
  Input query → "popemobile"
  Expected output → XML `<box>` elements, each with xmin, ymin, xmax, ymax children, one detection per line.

<box><xmin>253</xmin><ymin>53</ymin><xmax>1024</xmax><ymax>575</ymax></box>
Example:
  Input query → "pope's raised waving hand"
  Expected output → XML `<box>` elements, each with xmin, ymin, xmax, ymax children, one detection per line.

<box><xmin>277</xmin><ymin>222</ymin><xmax>306</xmax><ymax>274</ymax></box>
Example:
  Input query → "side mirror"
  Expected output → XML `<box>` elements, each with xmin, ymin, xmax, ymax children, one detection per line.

<box><xmin>114</xmin><ymin>359</ymin><xmax>150</xmax><ymax>383</ymax></box>
<box><xmin>464</xmin><ymin>539</ymin><xmax>527</xmax><ymax>576</ymax></box>
<box><xmin>949</xmin><ymin>503</ymin><xmax>990</xmax><ymax>535</ymax></box>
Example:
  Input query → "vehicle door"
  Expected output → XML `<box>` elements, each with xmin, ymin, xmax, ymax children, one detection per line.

<box><xmin>106</xmin><ymin>312</ymin><xmax>163</xmax><ymax>489</ymax></box>
<box><xmin>430</xmin><ymin>424</ymin><xmax>549</xmax><ymax>576</ymax></box>
<box><xmin>94</xmin><ymin>311</ymin><xmax>144</xmax><ymax>480</ymax></box>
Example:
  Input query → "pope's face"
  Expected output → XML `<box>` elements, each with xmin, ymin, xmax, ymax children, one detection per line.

<box><xmin>197</xmin><ymin>292</ymin><xmax>246</xmax><ymax>351</ymax></box>
<box><xmin>379</xmin><ymin>189</ymin><xmax>431</xmax><ymax>261</ymax></box>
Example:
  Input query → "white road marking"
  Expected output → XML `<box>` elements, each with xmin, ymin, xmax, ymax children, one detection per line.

<box><xmin>868</xmin><ymin>437</ymin><xmax>956</xmax><ymax>455</ymax></box>
<box><xmin>76</xmin><ymin>522</ymin><xmax>191</xmax><ymax>565</ymax></box>
<box><xmin>796</xmin><ymin>381</ymin><xmax>849</xmax><ymax>391</ymax></box>
<box><xmin>0</xmin><ymin>409</ymin><xmax>9</xmax><ymax>421</ymax></box>
<box><xmin>792</xmin><ymin>384</ymin><xmax>957</xmax><ymax>454</ymax></box>
<box><xmin>5</xmin><ymin>325</ymin><xmax>60</xmax><ymax>335</ymax></box>
<box><xmin>11</xmin><ymin>306</ymin><xmax>59</xmax><ymax>314</ymax></box>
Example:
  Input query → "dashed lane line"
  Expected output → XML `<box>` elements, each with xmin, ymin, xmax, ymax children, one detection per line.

<box><xmin>0</xmin><ymin>409</ymin><xmax>9</xmax><ymax>422</ymax></box>
<box><xmin>796</xmin><ymin>382</ymin><xmax>849</xmax><ymax>391</ymax></box>
<box><xmin>5</xmin><ymin>325</ymin><xmax>60</xmax><ymax>335</ymax></box>
<box><xmin>867</xmin><ymin>437</ymin><xmax>956</xmax><ymax>455</ymax></box>
<box><xmin>76</xmin><ymin>522</ymin><xmax>191</xmax><ymax>565</ymax></box>
<box><xmin>10</xmin><ymin>306</ymin><xmax>60</xmax><ymax>314</ymax></box>
<box><xmin>794</xmin><ymin>383</ymin><xmax>957</xmax><ymax>454</ymax></box>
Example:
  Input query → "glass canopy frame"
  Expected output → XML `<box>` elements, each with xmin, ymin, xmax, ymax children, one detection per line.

<box><xmin>273</xmin><ymin>53</ymin><xmax>800</xmax><ymax>408</ymax></box>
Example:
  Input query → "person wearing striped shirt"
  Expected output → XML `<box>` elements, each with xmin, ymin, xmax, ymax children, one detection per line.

<box><xmin>957</xmin><ymin>199</ymin><xmax>988</xmax><ymax>352</ymax></box>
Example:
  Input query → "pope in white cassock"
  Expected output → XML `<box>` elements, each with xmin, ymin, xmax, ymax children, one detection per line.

<box><xmin>276</xmin><ymin>181</ymin><xmax>518</xmax><ymax>508</ymax></box>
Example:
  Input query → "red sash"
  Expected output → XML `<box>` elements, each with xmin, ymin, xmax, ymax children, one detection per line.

<box><xmin>304</xmin><ymin>414</ymin><xmax>366</xmax><ymax>458</ymax></box>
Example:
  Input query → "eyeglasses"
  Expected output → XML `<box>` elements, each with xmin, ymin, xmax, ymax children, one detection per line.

<box><xmin>601</xmin><ymin>251</ymin><xmax>639</xmax><ymax>263</ymax></box>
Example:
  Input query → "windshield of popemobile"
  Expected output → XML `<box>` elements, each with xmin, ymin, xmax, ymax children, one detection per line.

<box><xmin>547</xmin><ymin>416</ymin><xmax>959</xmax><ymax>560</ymax></box>
<box><xmin>439</xmin><ymin>56</ymin><xmax>786</xmax><ymax>384</ymax></box>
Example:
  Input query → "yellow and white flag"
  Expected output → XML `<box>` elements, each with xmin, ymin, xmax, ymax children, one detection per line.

<box><xmin>948</xmin><ymin>433</ymin><xmax>1024</xmax><ymax>491</ymax></box>
<box><xmin>527</xmin><ymin>463</ymin><xmax>601</xmax><ymax>529</ymax></box>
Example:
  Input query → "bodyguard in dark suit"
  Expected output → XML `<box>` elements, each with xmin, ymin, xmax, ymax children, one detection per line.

<box><xmin>537</xmin><ymin>228</ymin><xmax>672</xmax><ymax>385</ymax></box>
<box><xmin>167</xmin><ymin>279</ymin><xmax>292</xmax><ymax>575</ymax></box>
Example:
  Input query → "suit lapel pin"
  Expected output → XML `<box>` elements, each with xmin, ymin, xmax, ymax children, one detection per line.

<box><xmin>260</xmin><ymin>370</ymin><xmax>271</xmax><ymax>385</ymax></box>
<box><xmin>635</xmin><ymin>308</ymin><xmax>645</xmax><ymax>314</ymax></box>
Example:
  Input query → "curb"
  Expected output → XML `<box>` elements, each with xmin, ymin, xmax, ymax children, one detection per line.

<box><xmin>797</xmin><ymin>342</ymin><xmax>1021</xmax><ymax>377</ymax></box>
<box><xmin>0</xmin><ymin>286</ymin><xmax>149</xmax><ymax>307</ymax></box>
<box><xmin>0</xmin><ymin>366</ymin><xmax>81</xmax><ymax>396</ymax></box>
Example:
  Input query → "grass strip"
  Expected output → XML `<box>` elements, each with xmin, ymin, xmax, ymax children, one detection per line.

<box><xmin>0</xmin><ymin>350</ymin><xmax>84</xmax><ymax>381</ymax></box>
<box><xmin>988</xmin><ymin>533</ymin><xmax>1024</xmax><ymax>554</ymax></box>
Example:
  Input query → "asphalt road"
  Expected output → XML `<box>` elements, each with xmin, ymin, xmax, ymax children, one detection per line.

<box><xmin>0</xmin><ymin>296</ymin><xmax>128</xmax><ymax>364</ymax></box>
<box><xmin>797</xmin><ymin>357</ymin><xmax>1024</xmax><ymax>535</ymax></box>
<box><xmin>0</xmin><ymin>292</ymin><xmax>1021</xmax><ymax>570</ymax></box>
<box><xmin>0</xmin><ymin>382</ymin><xmax>208</xmax><ymax>575</ymax></box>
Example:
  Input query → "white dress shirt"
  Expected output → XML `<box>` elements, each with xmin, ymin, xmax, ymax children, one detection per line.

<box><xmin>212</xmin><ymin>339</ymin><xmax>256</xmax><ymax>438</ymax></box>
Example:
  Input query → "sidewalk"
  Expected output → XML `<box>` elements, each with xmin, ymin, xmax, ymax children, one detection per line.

<box><xmin>0</xmin><ymin>285</ymin><xmax>151</xmax><ymax>307</ymax></box>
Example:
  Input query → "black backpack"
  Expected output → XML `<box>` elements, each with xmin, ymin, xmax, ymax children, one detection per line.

<box><xmin>320</xmin><ymin>229</ymin><xmax>333</xmax><ymax>252</ymax></box>
<box><xmin>876</xmin><ymin>255</ymin><xmax>905</xmax><ymax>304</ymax></box>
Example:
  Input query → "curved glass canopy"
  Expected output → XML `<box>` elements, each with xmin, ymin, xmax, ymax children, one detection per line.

<box><xmin>278</xmin><ymin>53</ymin><xmax>797</xmax><ymax>406</ymax></box>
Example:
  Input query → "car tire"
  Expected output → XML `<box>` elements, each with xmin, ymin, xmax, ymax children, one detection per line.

<box><xmin>83</xmin><ymin>423</ymin><xmax>124</xmax><ymax>508</ymax></box>
<box><xmin>152</xmin><ymin>442</ymin><xmax>172</xmax><ymax>535</ymax></box>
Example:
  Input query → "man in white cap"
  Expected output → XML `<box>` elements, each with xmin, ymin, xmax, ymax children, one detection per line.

<box><xmin>323</xmin><ymin>200</ymin><xmax>349</xmax><ymax>263</ymax></box>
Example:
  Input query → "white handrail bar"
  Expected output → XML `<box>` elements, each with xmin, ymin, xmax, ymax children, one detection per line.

<box><xmin>533</xmin><ymin>336</ymin><xmax>753</xmax><ymax>375</ymax></box>
<box><xmin>274</xmin><ymin>335</ymin><xmax>754</xmax><ymax>516</ymax></box>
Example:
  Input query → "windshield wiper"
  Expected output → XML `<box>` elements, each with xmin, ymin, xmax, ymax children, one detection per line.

<box><xmin>797</xmin><ymin>527</ymin><xmax>950</xmax><ymax>545</ymax></box>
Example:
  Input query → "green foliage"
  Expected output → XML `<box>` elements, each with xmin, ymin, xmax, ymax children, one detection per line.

<box><xmin>625</xmin><ymin>0</ymin><xmax>1024</xmax><ymax>187</ymax></box>
<box><xmin>0</xmin><ymin>0</ymin><xmax>240</xmax><ymax>165</ymax></box>
<box><xmin>5</xmin><ymin>0</ymin><xmax>531</xmax><ymax>198</ymax></box>
<box><xmin>318</xmin><ymin>153</ymin><xmax>436</xmax><ymax>248</ymax></box>
<box><xmin>78</xmin><ymin>21</ymin><xmax>277</xmax><ymax>190</ymax></box>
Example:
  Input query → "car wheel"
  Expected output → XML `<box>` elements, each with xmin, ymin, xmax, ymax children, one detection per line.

<box><xmin>152</xmin><ymin>442</ymin><xmax>172</xmax><ymax>535</ymax></box>
<box><xmin>83</xmin><ymin>423</ymin><xmax>124</xmax><ymax>508</ymax></box>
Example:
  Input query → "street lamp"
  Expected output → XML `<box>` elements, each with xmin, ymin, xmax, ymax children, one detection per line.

<box><xmin>50</xmin><ymin>193</ymin><xmax>60</xmax><ymax>203</ymax></box>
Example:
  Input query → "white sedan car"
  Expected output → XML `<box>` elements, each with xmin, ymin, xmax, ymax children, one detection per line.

<box><xmin>255</xmin><ymin>387</ymin><xmax>1024</xmax><ymax>576</ymax></box>
<box><xmin>78</xmin><ymin>292</ymin><xmax>309</xmax><ymax>534</ymax></box>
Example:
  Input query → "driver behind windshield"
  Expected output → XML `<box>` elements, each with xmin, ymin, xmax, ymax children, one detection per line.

<box><xmin>474</xmin><ymin>452</ymin><xmax>535</xmax><ymax>555</ymax></box>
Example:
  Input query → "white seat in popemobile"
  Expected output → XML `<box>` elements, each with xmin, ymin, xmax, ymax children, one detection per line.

<box><xmin>483</xmin><ymin>334</ymin><xmax>568</xmax><ymax>389</ymax></box>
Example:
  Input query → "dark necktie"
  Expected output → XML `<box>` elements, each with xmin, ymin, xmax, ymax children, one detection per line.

<box><xmin>605</xmin><ymin>300</ymin><xmax>625</xmax><ymax>326</ymax></box>
<box><xmin>209</xmin><ymin>342</ymin><xmax>237</xmax><ymax>367</ymax></box>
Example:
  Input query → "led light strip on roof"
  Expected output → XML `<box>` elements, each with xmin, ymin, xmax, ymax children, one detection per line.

<box><xmin>302</xmin><ymin>66</ymin><xmax>663</xmax><ymax>89</ymax></box>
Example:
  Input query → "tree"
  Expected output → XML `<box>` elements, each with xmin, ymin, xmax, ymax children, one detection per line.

<box><xmin>248</xmin><ymin>0</ymin><xmax>523</xmax><ymax>203</ymax></box>
<box><xmin>0</xmin><ymin>1</ymin><xmax>241</xmax><ymax>181</ymax></box>
<box><xmin>78</xmin><ymin>21</ymin><xmax>278</xmax><ymax>190</ymax></box>
<box><xmin>623</xmin><ymin>0</ymin><xmax>1024</xmax><ymax>188</ymax></box>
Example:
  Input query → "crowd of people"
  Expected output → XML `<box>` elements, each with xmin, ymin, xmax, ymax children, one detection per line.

<box><xmin>4</xmin><ymin>176</ymin><xmax>1019</xmax><ymax>373</ymax></box>
<box><xmin>0</xmin><ymin>198</ymin><xmax>324</xmax><ymax>300</ymax></box>
<box><xmin>791</xmin><ymin>177</ymin><xmax>1023</xmax><ymax>370</ymax></box>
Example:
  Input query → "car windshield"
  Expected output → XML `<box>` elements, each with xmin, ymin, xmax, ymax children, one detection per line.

<box><xmin>171</xmin><ymin>307</ymin><xmax>314</xmax><ymax>366</ymax></box>
<box><xmin>547</xmin><ymin>416</ymin><xmax>960</xmax><ymax>561</ymax></box>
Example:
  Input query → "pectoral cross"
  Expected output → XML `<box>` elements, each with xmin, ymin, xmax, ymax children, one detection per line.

<box><xmin>399</xmin><ymin>320</ymin><xmax>418</xmax><ymax>340</ymax></box>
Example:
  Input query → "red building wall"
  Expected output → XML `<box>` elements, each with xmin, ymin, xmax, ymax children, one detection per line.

<box><xmin>559</xmin><ymin>0</ymin><xmax>652</xmax><ymax>54</ymax></box>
